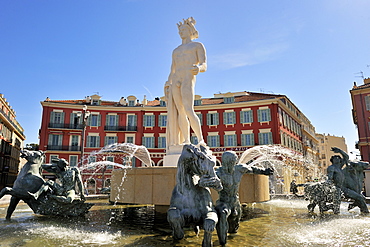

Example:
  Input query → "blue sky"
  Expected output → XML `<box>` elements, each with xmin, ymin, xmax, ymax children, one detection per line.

<box><xmin>1</xmin><ymin>1</ymin><xmax>370</xmax><ymax>154</ymax></box>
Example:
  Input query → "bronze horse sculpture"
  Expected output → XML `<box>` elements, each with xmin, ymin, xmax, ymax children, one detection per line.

<box><xmin>167</xmin><ymin>144</ymin><xmax>223</xmax><ymax>247</ymax></box>
<box><xmin>0</xmin><ymin>150</ymin><xmax>93</xmax><ymax>219</ymax></box>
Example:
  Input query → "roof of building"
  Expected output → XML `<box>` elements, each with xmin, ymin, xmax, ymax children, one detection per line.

<box><xmin>43</xmin><ymin>91</ymin><xmax>285</xmax><ymax>107</ymax></box>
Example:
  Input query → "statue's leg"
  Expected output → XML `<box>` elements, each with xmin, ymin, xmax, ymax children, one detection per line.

<box><xmin>0</xmin><ymin>187</ymin><xmax>11</xmax><ymax>199</ymax></box>
<box><xmin>216</xmin><ymin>206</ymin><xmax>230</xmax><ymax>246</ymax></box>
<box><xmin>167</xmin><ymin>207</ymin><xmax>185</xmax><ymax>240</ymax></box>
<box><xmin>228</xmin><ymin>207</ymin><xmax>241</xmax><ymax>233</ymax></box>
<box><xmin>307</xmin><ymin>202</ymin><xmax>316</xmax><ymax>213</ymax></box>
<box><xmin>5</xmin><ymin>196</ymin><xmax>20</xmax><ymax>220</ymax></box>
<box><xmin>332</xmin><ymin>188</ymin><xmax>341</xmax><ymax>214</ymax></box>
<box><xmin>202</xmin><ymin>211</ymin><xmax>218</xmax><ymax>247</ymax></box>
<box><xmin>28</xmin><ymin>183</ymin><xmax>50</xmax><ymax>200</ymax></box>
<box><xmin>345</xmin><ymin>190</ymin><xmax>369</xmax><ymax>214</ymax></box>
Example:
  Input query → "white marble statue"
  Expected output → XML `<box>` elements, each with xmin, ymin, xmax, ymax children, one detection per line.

<box><xmin>164</xmin><ymin>17</ymin><xmax>207</xmax><ymax>153</ymax></box>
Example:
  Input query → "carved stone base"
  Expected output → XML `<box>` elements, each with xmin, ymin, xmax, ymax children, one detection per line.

<box><xmin>163</xmin><ymin>153</ymin><xmax>181</xmax><ymax>167</ymax></box>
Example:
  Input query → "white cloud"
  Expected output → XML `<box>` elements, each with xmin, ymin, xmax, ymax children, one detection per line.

<box><xmin>211</xmin><ymin>43</ymin><xmax>289</xmax><ymax>70</ymax></box>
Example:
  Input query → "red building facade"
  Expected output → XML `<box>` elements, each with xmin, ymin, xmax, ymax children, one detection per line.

<box><xmin>39</xmin><ymin>92</ymin><xmax>305</xmax><ymax>193</ymax></box>
<box><xmin>350</xmin><ymin>78</ymin><xmax>370</xmax><ymax>161</ymax></box>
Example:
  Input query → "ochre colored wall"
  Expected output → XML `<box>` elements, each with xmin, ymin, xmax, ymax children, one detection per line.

<box><xmin>110</xmin><ymin>167</ymin><xmax>270</xmax><ymax>205</ymax></box>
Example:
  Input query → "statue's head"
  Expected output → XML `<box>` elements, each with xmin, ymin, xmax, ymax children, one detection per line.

<box><xmin>177</xmin><ymin>17</ymin><xmax>198</xmax><ymax>40</ymax></box>
<box><xmin>221</xmin><ymin>151</ymin><xmax>237</xmax><ymax>172</ymax></box>
<box><xmin>330</xmin><ymin>155</ymin><xmax>342</xmax><ymax>165</ymax></box>
<box><xmin>52</xmin><ymin>158</ymin><xmax>69</xmax><ymax>171</ymax></box>
<box><xmin>21</xmin><ymin>150</ymin><xmax>45</xmax><ymax>163</ymax></box>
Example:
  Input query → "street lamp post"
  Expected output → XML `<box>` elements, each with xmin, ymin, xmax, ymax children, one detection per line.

<box><xmin>77</xmin><ymin>105</ymin><xmax>90</xmax><ymax>166</ymax></box>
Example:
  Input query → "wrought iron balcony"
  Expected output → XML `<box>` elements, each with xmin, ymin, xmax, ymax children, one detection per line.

<box><xmin>46</xmin><ymin>145</ymin><xmax>81</xmax><ymax>151</ymax></box>
<box><xmin>104</xmin><ymin>125</ymin><xmax>137</xmax><ymax>131</ymax></box>
<box><xmin>48</xmin><ymin>123</ymin><xmax>84</xmax><ymax>129</ymax></box>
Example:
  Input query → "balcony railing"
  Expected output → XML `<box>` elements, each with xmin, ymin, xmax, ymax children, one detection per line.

<box><xmin>46</xmin><ymin>145</ymin><xmax>81</xmax><ymax>151</ymax></box>
<box><xmin>104</xmin><ymin>126</ymin><xmax>137</xmax><ymax>131</ymax></box>
<box><xmin>48</xmin><ymin>123</ymin><xmax>84</xmax><ymax>129</ymax></box>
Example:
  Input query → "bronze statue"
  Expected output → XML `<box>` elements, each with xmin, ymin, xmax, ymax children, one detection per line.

<box><xmin>167</xmin><ymin>144</ymin><xmax>222</xmax><ymax>247</ymax></box>
<box><xmin>214</xmin><ymin>151</ymin><xmax>273</xmax><ymax>245</ymax></box>
<box><xmin>0</xmin><ymin>151</ymin><xmax>92</xmax><ymax>219</ymax></box>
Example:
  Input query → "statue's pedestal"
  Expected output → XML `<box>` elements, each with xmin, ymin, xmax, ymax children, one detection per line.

<box><xmin>163</xmin><ymin>144</ymin><xmax>183</xmax><ymax>167</ymax></box>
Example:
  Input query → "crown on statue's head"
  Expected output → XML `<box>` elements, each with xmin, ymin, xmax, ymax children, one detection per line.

<box><xmin>177</xmin><ymin>17</ymin><xmax>198</xmax><ymax>40</ymax></box>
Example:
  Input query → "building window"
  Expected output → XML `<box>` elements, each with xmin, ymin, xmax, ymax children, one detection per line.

<box><xmin>194</xmin><ymin>99</ymin><xmax>202</xmax><ymax>106</ymax></box>
<box><xmin>223</xmin><ymin>112</ymin><xmax>236</xmax><ymax>125</ymax></box>
<box><xmin>92</xmin><ymin>99</ymin><xmax>100</xmax><ymax>105</ymax></box>
<box><xmin>50</xmin><ymin>111</ymin><xmax>65</xmax><ymax>124</ymax></box>
<box><xmin>88</xmin><ymin>114</ymin><xmax>101</xmax><ymax>127</ymax></box>
<box><xmin>69</xmin><ymin>155</ymin><xmax>78</xmax><ymax>167</ymax></box>
<box><xmin>224</xmin><ymin>134</ymin><xmax>236</xmax><ymax>147</ymax></box>
<box><xmin>241</xmin><ymin>133</ymin><xmax>254</xmax><ymax>146</ymax></box>
<box><xmin>207</xmin><ymin>112</ymin><xmax>219</xmax><ymax>126</ymax></box>
<box><xmin>128</xmin><ymin>100</ymin><xmax>135</xmax><ymax>106</ymax></box>
<box><xmin>88</xmin><ymin>156</ymin><xmax>96</xmax><ymax>164</ymax></box>
<box><xmin>143</xmin><ymin>114</ymin><xmax>155</xmax><ymax>127</ymax></box>
<box><xmin>106</xmin><ymin>115</ymin><xmax>118</xmax><ymax>127</ymax></box>
<box><xmin>196</xmin><ymin>113</ymin><xmax>203</xmax><ymax>125</ymax></box>
<box><xmin>191</xmin><ymin>136</ymin><xmax>199</xmax><ymax>145</ymax></box>
<box><xmin>158</xmin><ymin>136</ymin><xmax>166</xmax><ymax>148</ymax></box>
<box><xmin>105</xmin><ymin>136</ymin><xmax>117</xmax><ymax>146</ymax></box>
<box><xmin>365</xmin><ymin>95</ymin><xmax>370</xmax><ymax>111</ymax></box>
<box><xmin>106</xmin><ymin>156</ymin><xmax>114</xmax><ymax>169</ymax></box>
<box><xmin>126</xmin><ymin>136</ymin><xmax>134</xmax><ymax>143</ymax></box>
<box><xmin>258</xmin><ymin>132</ymin><xmax>273</xmax><ymax>145</ymax></box>
<box><xmin>48</xmin><ymin>134</ymin><xmax>62</xmax><ymax>148</ymax></box>
<box><xmin>224</xmin><ymin>97</ymin><xmax>234</xmax><ymax>104</ymax></box>
<box><xmin>257</xmin><ymin>109</ymin><xmax>271</xmax><ymax>122</ymax></box>
<box><xmin>127</xmin><ymin>115</ymin><xmax>137</xmax><ymax>130</ymax></box>
<box><xmin>207</xmin><ymin>135</ymin><xmax>220</xmax><ymax>147</ymax></box>
<box><xmin>240</xmin><ymin>110</ymin><xmax>253</xmax><ymax>123</ymax></box>
<box><xmin>142</xmin><ymin>136</ymin><xmax>154</xmax><ymax>148</ymax></box>
<box><xmin>160</xmin><ymin>101</ymin><xmax>166</xmax><ymax>107</ymax></box>
<box><xmin>122</xmin><ymin>156</ymin><xmax>136</xmax><ymax>167</ymax></box>
<box><xmin>158</xmin><ymin>115</ymin><xmax>167</xmax><ymax>127</ymax></box>
<box><xmin>70</xmin><ymin>135</ymin><xmax>79</xmax><ymax>151</ymax></box>
<box><xmin>70</xmin><ymin>112</ymin><xmax>82</xmax><ymax>126</ymax></box>
<box><xmin>87</xmin><ymin>136</ymin><xmax>100</xmax><ymax>147</ymax></box>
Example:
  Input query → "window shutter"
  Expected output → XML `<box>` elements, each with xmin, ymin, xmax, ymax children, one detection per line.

<box><xmin>70</xmin><ymin>113</ymin><xmax>75</xmax><ymax>124</ymax></box>
<box><xmin>86</xmin><ymin>136</ymin><xmax>91</xmax><ymax>147</ymax></box>
<box><xmin>60</xmin><ymin>112</ymin><xmax>65</xmax><ymax>124</ymax></box>
<box><xmin>207</xmin><ymin>113</ymin><xmax>211</xmax><ymax>125</ymax></box>
<box><xmin>50</xmin><ymin>112</ymin><xmax>55</xmax><ymax>123</ymax></box>
<box><xmin>151</xmin><ymin>115</ymin><xmax>155</xmax><ymax>127</ymax></box>
<box><xmin>223</xmin><ymin>112</ymin><xmax>227</xmax><ymax>124</ymax></box>
<box><xmin>58</xmin><ymin>135</ymin><xmax>62</xmax><ymax>146</ymax></box>
<box><xmin>97</xmin><ymin>114</ymin><xmax>101</xmax><ymax>126</ymax></box>
<box><xmin>48</xmin><ymin>134</ymin><xmax>53</xmax><ymax>145</ymax></box>
<box><xmin>366</xmin><ymin>96</ymin><xmax>370</xmax><ymax>111</ymax></box>
<box><xmin>105</xmin><ymin>136</ymin><xmax>109</xmax><ymax>146</ymax></box>
<box><xmin>268</xmin><ymin>132</ymin><xmax>273</xmax><ymax>144</ymax></box>
<box><xmin>267</xmin><ymin>109</ymin><xmax>271</xmax><ymax>121</ymax></box>
<box><xmin>216</xmin><ymin>136</ymin><xmax>220</xmax><ymax>147</ymax></box>
<box><xmin>96</xmin><ymin>136</ymin><xmax>100</xmax><ymax>147</ymax></box>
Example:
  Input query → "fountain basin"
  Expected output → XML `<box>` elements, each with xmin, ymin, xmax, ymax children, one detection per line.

<box><xmin>109</xmin><ymin>167</ymin><xmax>270</xmax><ymax>206</ymax></box>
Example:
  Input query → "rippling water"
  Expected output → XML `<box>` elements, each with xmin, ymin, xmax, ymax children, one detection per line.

<box><xmin>1</xmin><ymin>199</ymin><xmax>369</xmax><ymax>246</ymax></box>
